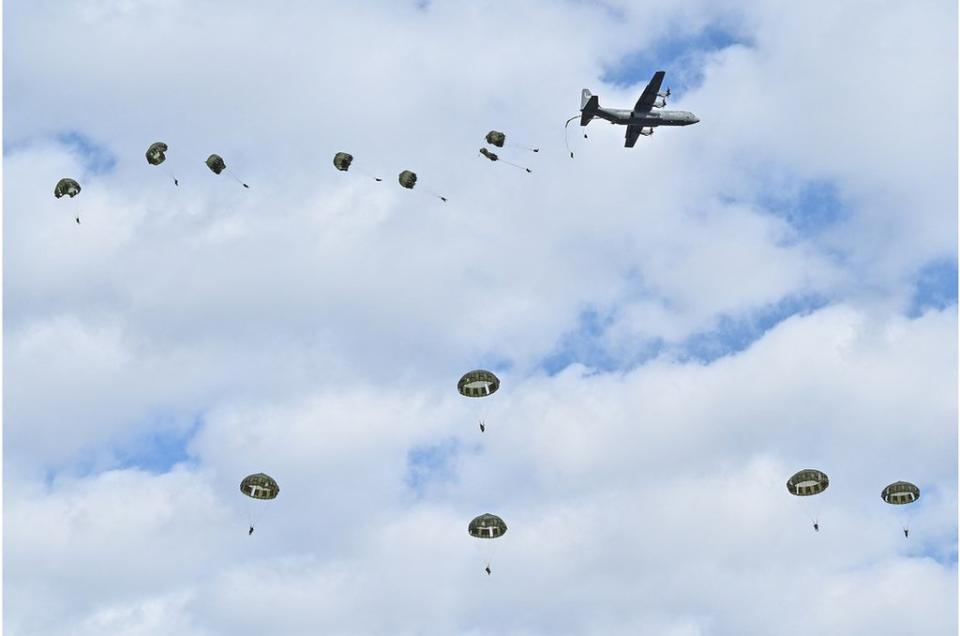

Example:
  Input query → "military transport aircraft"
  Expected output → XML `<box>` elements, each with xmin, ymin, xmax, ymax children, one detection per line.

<box><xmin>580</xmin><ymin>71</ymin><xmax>699</xmax><ymax>147</ymax></box>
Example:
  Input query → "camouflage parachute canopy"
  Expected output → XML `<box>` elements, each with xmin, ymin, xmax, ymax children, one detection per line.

<box><xmin>398</xmin><ymin>170</ymin><xmax>417</xmax><ymax>190</ymax></box>
<box><xmin>54</xmin><ymin>178</ymin><xmax>81</xmax><ymax>198</ymax></box>
<box><xmin>882</xmin><ymin>481</ymin><xmax>920</xmax><ymax>505</ymax></box>
<box><xmin>206</xmin><ymin>154</ymin><xmax>226</xmax><ymax>174</ymax></box>
<box><xmin>457</xmin><ymin>369</ymin><xmax>500</xmax><ymax>398</ymax></box>
<box><xmin>485</xmin><ymin>130</ymin><xmax>506</xmax><ymax>147</ymax></box>
<box><xmin>786</xmin><ymin>469</ymin><xmax>829</xmax><ymax>496</ymax></box>
<box><xmin>240</xmin><ymin>473</ymin><xmax>279</xmax><ymax>500</ymax></box>
<box><xmin>146</xmin><ymin>142</ymin><xmax>168</xmax><ymax>165</ymax></box>
<box><xmin>479</xmin><ymin>148</ymin><xmax>498</xmax><ymax>162</ymax></box>
<box><xmin>333</xmin><ymin>152</ymin><xmax>354</xmax><ymax>172</ymax></box>
<box><xmin>468</xmin><ymin>513</ymin><xmax>507</xmax><ymax>539</ymax></box>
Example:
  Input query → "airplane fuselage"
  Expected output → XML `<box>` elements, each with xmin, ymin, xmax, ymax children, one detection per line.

<box><xmin>594</xmin><ymin>107</ymin><xmax>699</xmax><ymax>127</ymax></box>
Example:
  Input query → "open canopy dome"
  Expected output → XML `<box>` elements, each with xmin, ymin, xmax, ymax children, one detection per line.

<box><xmin>468</xmin><ymin>513</ymin><xmax>507</xmax><ymax>539</ymax></box>
<box><xmin>786</xmin><ymin>469</ymin><xmax>829</xmax><ymax>496</ymax></box>
<box><xmin>240</xmin><ymin>473</ymin><xmax>279</xmax><ymax>500</ymax></box>
<box><xmin>457</xmin><ymin>370</ymin><xmax>500</xmax><ymax>398</ymax></box>
<box><xmin>882</xmin><ymin>481</ymin><xmax>920</xmax><ymax>505</ymax></box>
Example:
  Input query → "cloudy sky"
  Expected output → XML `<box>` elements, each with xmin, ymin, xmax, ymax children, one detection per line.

<box><xmin>4</xmin><ymin>1</ymin><xmax>958</xmax><ymax>634</ymax></box>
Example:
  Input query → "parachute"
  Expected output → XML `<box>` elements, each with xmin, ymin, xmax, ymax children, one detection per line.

<box><xmin>469</xmin><ymin>513</ymin><xmax>507</xmax><ymax>575</ymax></box>
<box><xmin>54</xmin><ymin>178</ymin><xmax>81</xmax><ymax>199</ymax></box>
<box><xmin>458</xmin><ymin>369</ymin><xmax>499</xmax><ymax>433</ymax></box>
<box><xmin>485</xmin><ymin>130</ymin><xmax>538</xmax><ymax>152</ymax></box>
<box><xmin>458</xmin><ymin>369</ymin><xmax>500</xmax><ymax>398</ymax></box>
<box><xmin>146</xmin><ymin>142</ymin><xmax>178</xmax><ymax>185</ymax></box>
<box><xmin>469</xmin><ymin>513</ymin><xmax>508</xmax><ymax>538</ymax></box>
<box><xmin>787</xmin><ymin>469</ymin><xmax>828</xmax><ymax>532</ymax></box>
<box><xmin>206</xmin><ymin>153</ymin><xmax>249</xmax><ymax>188</ymax></box>
<box><xmin>479</xmin><ymin>147</ymin><xmax>531</xmax><ymax>173</ymax></box>
<box><xmin>241</xmin><ymin>473</ymin><xmax>279</xmax><ymax>499</ymax></box>
<box><xmin>54</xmin><ymin>178</ymin><xmax>82</xmax><ymax>224</ymax></box>
<box><xmin>882</xmin><ymin>481</ymin><xmax>920</xmax><ymax>538</ymax></box>
<box><xmin>206</xmin><ymin>154</ymin><xmax>226</xmax><ymax>174</ymax></box>
<box><xmin>881</xmin><ymin>481</ymin><xmax>920</xmax><ymax>505</ymax></box>
<box><xmin>334</xmin><ymin>152</ymin><xmax>382</xmax><ymax>182</ymax></box>
<box><xmin>240</xmin><ymin>473</ymin><xmax>278</xmax><ymax>536</ymax></box>
<box><xmin>333</xmin><ymin>152</ymin><xmax>354</xmax><ymax>172</ymax></box>
<box><xmin>398</xmin><ymin>170</ymin><xmax>446</xmax><ymax>202</ymax></box>
<box><xmin>398</xmin><ymin>170</ymin><xmax>417</xmax><ymax>189</ymax></box>
<box><xmin>146</xmin><ymin>142</ymin><xmax>168</xmax><ymax>166</ymax></box>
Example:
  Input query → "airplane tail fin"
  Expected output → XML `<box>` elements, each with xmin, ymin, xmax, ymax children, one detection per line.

<box><xmin>580</xmin><ymin>89</ymin><xmax>598</xmax><ymax>126</ymax></box>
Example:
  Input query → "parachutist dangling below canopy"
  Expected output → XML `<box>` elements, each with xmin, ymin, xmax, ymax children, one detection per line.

<box><xmin>207</xmin><ymin>154</ymin><xmax>249</xmax><ymax>188</ymax></box>
<box><xmin>399</xmin><ymin>170</ymin><xmax>446</xmax><ymax>202</ymax></box>
<box><xmin>479</xmin><ymin>148</ymin><xmax>531</xmax><ymax>173</ymax></box>
<box><xmin>333</xmin><ymin>152</ymin><xmax>382</xmax><ymax>182</ymax></box>
<box><xmin>146</xmin><ymin>142</ymin><xmax>179</xmax><ymax>186</ymax></box>
<box><xmin>54</xmin><ymin>178</ymin><xmax>82</xmax><ymax>223</ymax></box>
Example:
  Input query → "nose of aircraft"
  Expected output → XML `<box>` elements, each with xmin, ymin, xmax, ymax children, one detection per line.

<box><xmin>691</xmin><ymin>114</ymin><xmax>700</xmax><ymax>124</ymax></box>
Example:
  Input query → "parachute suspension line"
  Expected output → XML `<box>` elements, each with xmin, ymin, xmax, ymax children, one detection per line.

<box><xmin>227</xmin><ymin>170</ymin><xmax>250</xmax><ymax>188</ymax></box>
<box><xmin>500</xmin><ymin>158</ymin><xmax>532</xmax><ymax>173</ymax></box>
<box><xmin>163</xmin><ymin>167</ymin><xmax>179</xmax><ymax>186</ymax></box>
<box><xmin>564</xmin><ymin>115</ymin><xmax>583</xmax><ymax>158</ymax></box>
<box><xmin>509</xmin><ymin>142</ymin><xmax>540</xmax><ymax>153</ymax></box>
<box><xmin>355</xmin><ymin>168</ymin><xmax>383</xmax><ymax>182</ymax></box>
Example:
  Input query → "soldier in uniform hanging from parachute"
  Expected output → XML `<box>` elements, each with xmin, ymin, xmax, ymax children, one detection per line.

<box><xmin>206</xmin><ymin>154</ymin><xmax>249</xmax><ymax>188</ymax></box>
<box><xmin>145</xmin><ymin>142</ymin><xmax>179</xmax><ymax>186</ymax></box>
<box><xmin>54</xmin><ymin>178</ymin><xmax>82</xmax><ymax>224</ymax></box>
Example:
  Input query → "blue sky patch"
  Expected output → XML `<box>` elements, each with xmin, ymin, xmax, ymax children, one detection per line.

<box><xmin>405</xmin><ymin>437</ymin><xmax>461</xmax><ymax>495</ymax></box>
<box><xmin>602</xmin><ymin>22</ymin><xmax>751</xmax><ymax>93</ymax></box>
<box><xmin>115</xmin><ymin>414</ymin><xmax>202</xmax><ymax>474</ymax></box>
<box><xmin>677</xmin><ymin>294</ymin><xmax>828</xmax><ymax>364</ymax></box>
<box><xmin>56</xmin><ymin>131</ymin><xmax>117</xmax><ymax>175</ymax></box>
<box><xmin>759</xmin><ymin>178</ymin><xmax>848</xmax><ymax>237</ymax></box>
<box><xmin>908</xmin><ymin>258</ymin><xmax>958</xmax><ymax>317</ymax></box>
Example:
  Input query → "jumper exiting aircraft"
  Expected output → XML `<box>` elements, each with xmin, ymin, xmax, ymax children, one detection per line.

<box><xmin>580</xmin><ymin>71</ymin><xmax>699</xmax><ymax>147</ymax></box>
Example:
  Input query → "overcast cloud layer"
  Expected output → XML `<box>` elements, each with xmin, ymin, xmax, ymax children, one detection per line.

<box><xmin>4</xmin><ymin>1</ymin><xmax>958</xmax><ymax>634</ymax></box>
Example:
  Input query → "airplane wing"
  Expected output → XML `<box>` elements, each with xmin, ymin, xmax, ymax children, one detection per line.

<box><xmin>624</xmin><ymin>125</ymin><xmax>643</xmax><ymax>148</ymax></box>
<box><xmin>633</xmin><ymin>71</ymin><xmax>665</xmax><ymax>113</ymax></box>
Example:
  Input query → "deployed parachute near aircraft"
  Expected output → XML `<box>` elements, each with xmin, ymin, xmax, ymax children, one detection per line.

<box><xmin>787</xmin><ymin>469</ymin><xmax>829</xmax><ymax>532</ymax></box>
<box><xmin>54</xmin><ymin>178</ymin><xmax>82</xmax><ymax>224</ymax></box>
<box><xmin>333</xmin><ymin>152</ymin><xmax>382</xmax><ymax>182</ymax></box>
<box><xmin>882</xmin><ymin>481</ymin><xmax>920</xmax><ymax>538</ymax></box>
<box><xmin>479</xmin><ymin>148</ymin><xmax>531</xmax><ymax>173</ymax></box>
<box><xmin>458</xmin><ymin>369</ymin><xmax>500</xmax><ymax>433</ymax></box>
<box><xmin>206</xmin><ymin>153</ymin><xmax>249</xmax><ymax>188</ymax></box>
<box><xmin>485</xmin><ymin>130</ymin><xmax>538</xmax><ymax>152</ymax></box>
<box><xmin>146</xmin><ymin>142</ymin><xmax>178</xmax><ymax>186</ymax></box>
<box><xmin>469</xmin><ymin>513</ymin><xmax>507</xmax><ymax>575</ymax></box>
<box><xmin>398</xmin><ymin>170</ymin><xmax>446</xmax><ymax>202</ymax></box>
<box><xmin>240</xmin><ymin>473</ymin><xmax>278</xmax><ymax>535</ymax></box>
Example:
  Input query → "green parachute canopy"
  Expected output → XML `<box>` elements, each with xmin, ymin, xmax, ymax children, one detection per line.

<box><xmin>882</xmin><ymin>481</ymin><xmax>920</xmax><ymax>505</ymax></box>
<box><xmin>480</xmin><ymin>148</ymin><xmax>498</xmax><ymax>162</ymax></box>
<box><xmin>240</xmin><ymin>473</ymin><xmax>279</xmax><ymax>500</ymax></box>
<box><xmin>54</xmin><ymin>178</ymin><xmax>81</xmax><ymax>198</ymax></box>
<box><xmin>146</xmin><ymin>142</ymin><xmax>168</xmax><ymax>166</ymax></box>
<box><xmin>206</xmin><ymin>154</ymin><xmax>226</xmax><ymax>174</ymax></box>
<box><xmin>469</xmin><ymin>513</ymin><xmax>507</xmax><ymax>539</ymax></box>
<box><xmin>333</xmin><ymin>152</ymin><xmax>354</xmax><ymax>171</ymax></box>
<box><xmin>458</xmin><ymin>370</ymin><xmax>500</xmax><ymax>398</ymax></box>
<box><xmin>786</xmin><ymin>469</ymin><xmax>829</xmax><ymax>496</ymax></box>
<box><xmin>485</xmin><ymin>130</ymin><xmax>506</xmax><ymax>148</ymax></box>
<box><xmin>398</xmin><ymin>170</ymin><xmax>418</xmax><ymax>190</ymax></box>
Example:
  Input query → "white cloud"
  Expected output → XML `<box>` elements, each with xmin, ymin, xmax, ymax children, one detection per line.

<box><xmin>4</xmin><ymin>0</ymin><xmax>955</xmax><ymax>634</ymax></box>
